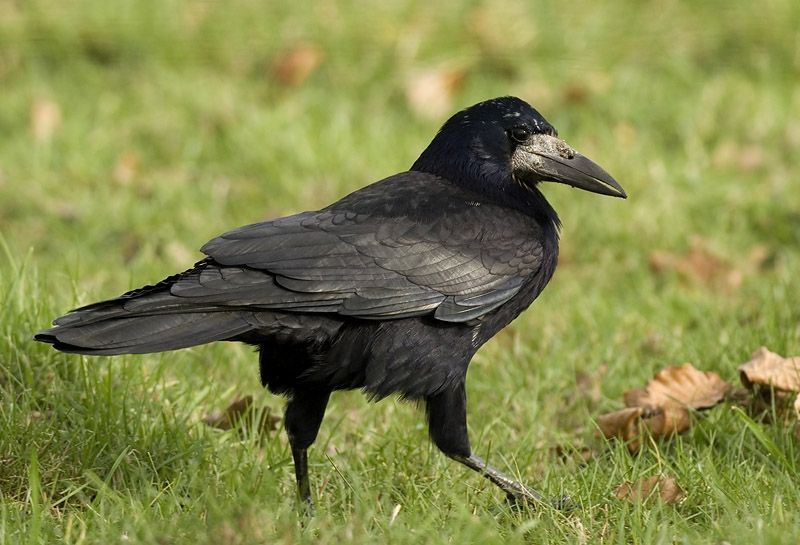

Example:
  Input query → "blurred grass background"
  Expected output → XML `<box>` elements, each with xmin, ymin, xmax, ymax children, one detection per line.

<box><xmin>1</xmin><ymin>0</ymin><xmax>799</xmax><ymax>543</ymax></box>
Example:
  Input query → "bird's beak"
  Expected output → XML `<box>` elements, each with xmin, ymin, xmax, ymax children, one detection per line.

<box><xmin>512</xmin><ymin>134</ymin><xmax>627</xmax><ymax>198</ymax></box>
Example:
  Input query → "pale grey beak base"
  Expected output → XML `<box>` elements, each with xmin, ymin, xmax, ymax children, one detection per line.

<box><xmin>512</xmin><ymin>134</ymin><xmax>627</xmax><ymax>199</ymax></box>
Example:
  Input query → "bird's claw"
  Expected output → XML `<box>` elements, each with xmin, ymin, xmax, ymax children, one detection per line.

<box><xmin>297</xmin><ymin>496</ymin><xmax>316</xmax><ymax>519</ymax></box>
<box><xmin>504</xmin><ymin>483</ymin><xmax>574</xmax><ymax>512</ymax></box>
<box><xmin>503</xmin><ymin>481</ymin><xmax>544</xmax><ymax>508</ymax></box>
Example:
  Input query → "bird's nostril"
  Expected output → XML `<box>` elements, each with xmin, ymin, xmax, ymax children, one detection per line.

<box><xmin>556</xmin><ymin>140</ymin><xmax>575</xmax><ymax>160</ymax></box>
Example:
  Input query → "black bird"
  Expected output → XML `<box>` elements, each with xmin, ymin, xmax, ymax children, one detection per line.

<box><xmin>36</xmin><ymin>96</ymin><xmax>625</xmax><ymax>509</ymax></box>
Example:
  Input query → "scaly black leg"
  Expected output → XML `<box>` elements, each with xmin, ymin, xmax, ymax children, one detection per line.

<box><xmin>426</xmin><ymin>383</ymin><xmax>558</xmax><ymax>508</ymax></box>
<box><xmin>452</xmin><ymin>453</ymin><xmax>545</xmax><ymax>504</ymax></box>
<box><xmin>284</xmin><ymin>389</ymin><xmax>331</xmax><ymax>513</ymax></box>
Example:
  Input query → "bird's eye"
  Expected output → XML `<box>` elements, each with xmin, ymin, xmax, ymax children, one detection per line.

<box><xmin>509</xmin><ymin>126</ymin><xmax>531</xmax><ymax>143</ymax></box>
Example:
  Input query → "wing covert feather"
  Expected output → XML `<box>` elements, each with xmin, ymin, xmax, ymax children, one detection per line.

<box><xmin>193</xmin><ymin>173</ymin><xmax>544</xmax><ymax>321</ymax></box>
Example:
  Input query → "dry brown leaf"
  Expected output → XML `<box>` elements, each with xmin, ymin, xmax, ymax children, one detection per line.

<box><xmin>31</xmin><ymin>98</ymin><xmax>61</xmax><ymax>143</ymax></box>
<box><xmin>623</xmin><ymin>363</ymin><xmax>732</xmax><ymax>411</ymax></box>
<box><xmin>561</xmin><ymin>82</ymin><xmax>591</xmax><ymax>105</ymax></box>
<box><xmin>113</xmin><ymin>152</ymin><xmax>139</xmax><ymax>186</ymax></box>
<box><xmin>202</xmin><ymin>396</ymin><xmax>253</xmax><ymax>430</ymax></box>
<box><xmin>646</xmin><ymin>404</ymin><xmax>692</xmax><ymax>437</ymax></box>
<box><xmin>165</xmin><ymin>241</ymin><xmax>193</xmax><ymax>267</ymax></box>
<box><xmin>650</xmin><ymin>237</ymin><xmax>770</xmax><ymax>291</ymax></box>
<box><xmin>598</xmin><ymin>405</ymin><xmax>690</xmax><ymax>452</ymax></box>
<box><xmin>649</xmin><ymin>236</ymin><xmax>743</xmax><ymax>290</ymax></box>
<box><xmin>712</xmin><ymin>140</ymin><xmax>766</xmax><ymax>172</ymax></box>
<box><xmin>270</xmin><ymin>43</ymin><xmax>323</xmax><ymax>87</ymax></box>
<box><xmin>202</xmin><ymin>395</ymin><xmax>281</xmax><ymax>436</ymax></box>
<box><xmin>739</xmin><ymin>347</ymin><xmax>800</xmax><ymax>393</ymax></box>
<box><xmin>598</xmin><ymin>364</ymin><xmax>722</xmax><ymax>451</ymax></box>
<box><xmin>615</xmin><ymin>475</ymin><xmax>684</xmax><ymax>504</ymax></box>
<box><xmin>597</xmin><ymin>407</ymin><xmax>643</xmax><ymax>447</ymax></box>
<box><xmin>404</xmin><ymin>66</ymin><xmax>466</xmax><ymax>120</ymax></box>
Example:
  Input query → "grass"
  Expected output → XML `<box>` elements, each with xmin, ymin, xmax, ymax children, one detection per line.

<box><xmin>1</xmin><ymin>0</ymin><xmax>799</xmax><ymax>543</ymax></box>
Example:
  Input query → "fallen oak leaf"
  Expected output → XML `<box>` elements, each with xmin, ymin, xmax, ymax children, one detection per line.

<box><xmin>112</xmin><ymin>151</ymin><xmax>139</xmax><ymax>186</ymax></box>
<box><xmin>624</xmin><ymin>363</ymin><xmax>732</xmax><ymax>411</ymax></box>
<box><xmin>597</xmin><ymin>405</ymin><xmax>690</xmax><ymax>452</ymax></box>
<box><xmin>615</xmin><ymin>475</ymin><xmax>684</xmax><ymax>504</ymax></box>
<box><xmin>648</xmin><ymin>236</ymin><xmax>751</xmax><ymax>291</ymax></box>
<box><xmin>739</xmin><ymin>347</ymin><xmax>800</xmax><ymax>393</ymax></box>
<box><xmin>404</xmin><ymin>65</ymin><xmax>466</xmax><ymax>120</ymax></box>
<box><xmin>597</xmin><ymin>363</ymin><xmax>723</xmax><ymax>452</ymax></box>
<box><xmin>270</xmin><ymin>43</ymin><xmax>323</xmax><ymax>87</ymax></box>
<box><xmin>202</xmin><ymin>395</ymin><xmax>281</xmax><ymax>436</ymax></box>
<box><xmin>712</xmin><ymin>140</ymin><xmax>766</xmax><ymax>173</ymax></box>
<box><xmin>202</xmin><ymin>395</ymin><xmax>253</xmax><ymax>430</ymax></box>
<box><xmin>31</xmin><ymin>98</ymin><xmax>62</xmax><ymax>144</ymax></box>
<box><xmin>597</xmin><ymin>407</ymin><xmax>642</xmax><ymax>449</ymax></box>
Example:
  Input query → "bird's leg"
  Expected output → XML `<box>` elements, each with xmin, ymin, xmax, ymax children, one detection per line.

<box><xmin>290</xmin><ymin>445</ymin><xmax>312</xmax><ymax>510</ymax></box>
<box><xmin>452</xmin><ymin>453</ymin><xmax>545</xmax><ymax>504</ymax></box>
<box><xmin>426</xmin><ymin>384</ymin><xmax>549</xmax><ymax>508</ymax></box>
<box><xmin>284</xmin><ymin>389</ymin><xmax>331</xmax><ymax>514</ymax></box>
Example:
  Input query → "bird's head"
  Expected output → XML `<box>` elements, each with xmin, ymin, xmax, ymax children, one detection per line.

<box><xmin>412</xmin><ymin>96</ymin><xmax>626</xmax><ymax>202</ymax></box>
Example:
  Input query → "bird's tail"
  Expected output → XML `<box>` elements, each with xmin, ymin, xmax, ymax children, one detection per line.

<box><xmin>35</xmin><ymin>308</ymin><xmax>255</xmax><ymax>355</ymax></box>
<box><xmin>34</xmin><ymin>265</ymin><xmax>256</xmax><ymax>355</ymax></box>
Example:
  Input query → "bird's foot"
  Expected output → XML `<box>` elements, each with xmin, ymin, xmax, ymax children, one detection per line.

<box><xmin>503</xmin><ymin>482</ymin><xmax>574</xmax><ymax>512</ymax></box>
<box><xmin>297</xmin><ymin>496</ymin><xmax>316</xmax><ymax>519</ymax></box>
<box><xmin>503</xmin><ymin>480</ymin><xmax>545</xmax><ymax>505</ymax></box>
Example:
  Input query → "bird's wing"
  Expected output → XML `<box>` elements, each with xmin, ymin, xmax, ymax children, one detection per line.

<box><xmin>173</xmin><ymin>172</ymin><xmax>545</xmax><ymax>322</ymax></box>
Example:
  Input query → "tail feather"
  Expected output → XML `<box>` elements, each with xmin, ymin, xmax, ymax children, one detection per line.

<box><xmin>35</xmin><ymin>267</ymin><xmax>259</xmax><ymax>355</ymax></box>
<box><xmin>35</xmin><ymin>310</ymin><xmax>255</xmax><ymax>355</ymax></box>
<box><xmin>35</xmin><ymin>259</ymin><xmax>337</xmax><ymax>356</ymax></box>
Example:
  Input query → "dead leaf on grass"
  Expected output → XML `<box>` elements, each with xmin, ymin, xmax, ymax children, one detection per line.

<box><xmin>31</xmin><ymin>98</ymin><xmax>61</xmax><ymax>143</ymax></box>
<box><xmin>712</xmin><ymin>140</ymin><xmax>766</xmax><ymax>172</ymax></box>
<box><xmin>623</xmin><ymin>363</ymin><xmax>731</xmax><ymax>411</ymax></box>
<box><xmin>164</xmin><ymin>241</ymin><xmax>194</xmax><ymax>267</ymax></box>
<box><xmin>597</xmin><ymin>363</ymin><xmax>727</xmax><ymax>451</ymax></box>
<box><xmin>615</xmin><ymin>475</ymin><xmax>684</xmax><ymax>504</ymax></box>
<box><xmin>739</xmin><ymin>347</ymin><xmax>800</xmax><ymax>393</ymax></box>
<box><xmin>597</xmin><ymin>407</ymin><xmax>642</xmax><ymax>446</ymax></box>
<box><xmin>270</xmin><ymin>43</ymin><xmax>323</xmax><ymax>87</ymax></box>
<box><xmin>649</xmin><ymin>236</ymin><xmax>769</xmax><ymax>291</ymax></box>
<box><xmin>597</xmin><ymin>405</ymin><xmax>690</xmax><ymax>452</ymax></box>
<box><xmin>202</xmin><ymin>395</ymin><xmax>281</xmax><ymax>436</ymax></box>
<box><xmin>404</xmin><ymin>66</ymin><xmax>466</xmax><ymax>120</ymax></box>
<box><xmin>113</xmin><ymin>151</ymin><xmax>140</xmax><ymax>186</ymax></box>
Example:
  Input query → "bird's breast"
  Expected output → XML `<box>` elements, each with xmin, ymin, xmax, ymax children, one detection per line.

<box><xmin>473</xmin><ymin>224</ymin><xmax>559</xmax><ymax>346</ymax></box>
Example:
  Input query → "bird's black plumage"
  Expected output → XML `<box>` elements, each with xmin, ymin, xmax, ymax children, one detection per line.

<box><xmin>36</xmin><ymin>96</ymin><xmax>625</xmax><ymax>509</ymax></box>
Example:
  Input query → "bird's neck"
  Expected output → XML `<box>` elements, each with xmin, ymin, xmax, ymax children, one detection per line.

<box><xmin>411</xmin><ymin>155</ymin><xmax>561</xmax><ymax>233</ymax></box>
<box><xmin>514</xmin><ymin>183</ymin><xmax>561</xmax><ymax>234</ymax></box>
